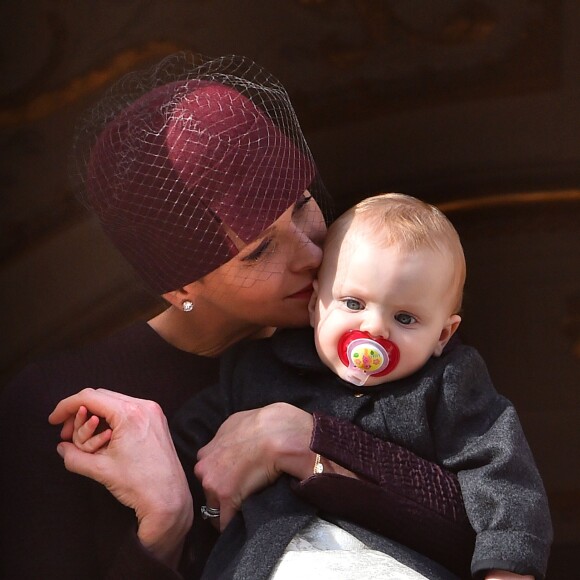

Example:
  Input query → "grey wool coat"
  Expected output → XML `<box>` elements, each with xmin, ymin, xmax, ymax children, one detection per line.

<box><xmin>172</xmin><ymin>328</ymin><xmax>552</xmax><ymax>580</ymax></box>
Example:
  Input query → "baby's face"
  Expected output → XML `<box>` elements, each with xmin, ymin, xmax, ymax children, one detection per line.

<box><xmin>309</xmin><ymin>232</ymin><xmax>461</xmax><ymax>386</ymax></box>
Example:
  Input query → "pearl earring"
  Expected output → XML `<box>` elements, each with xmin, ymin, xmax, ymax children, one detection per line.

<box><xmin>182</xmin><ymin>300</ymin><xmax>194</xmax><ymax>312</ymax></box>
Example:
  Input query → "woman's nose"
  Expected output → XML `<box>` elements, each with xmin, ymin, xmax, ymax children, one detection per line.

<box><xmin>290</xmin><ymin>234</ymin><xmax>323</xmax><ymax>271</ymax></box>
<box><xmin>288</xmin><ymin>219</ymin><xmax>325</xmax><ymax>271</ymax></box>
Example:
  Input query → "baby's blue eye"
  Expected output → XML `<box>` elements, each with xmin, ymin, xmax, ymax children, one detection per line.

<box><xmin>395</xmin><ymin>312</ymin><xmax>416</xmax><ymax>325</ymax></box>
<box><xmin>344</xmin><ymin>298</ymin><xmax>364</xmax><ymax>311</ymax></box>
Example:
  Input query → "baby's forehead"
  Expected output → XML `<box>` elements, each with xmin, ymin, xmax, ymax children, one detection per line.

<box><xmin>338</xmin><ymin>223</ymin><xmax>460</xmax><ymax>266</ymax></box>
<box><xmin>331</xmin><ymin>235</ymin><xmax>456</xmax><ymax>290</ymax></box>
<box><xmin>332</xmin><ymin>228</ymin><xmax>412</xmax><ymax>262</ymax></box>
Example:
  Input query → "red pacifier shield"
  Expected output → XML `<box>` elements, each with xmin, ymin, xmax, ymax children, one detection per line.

<box><xmin>337</xmin><ymin>330</ymin><xmax>400</xmax><ymax>379</ymax></box>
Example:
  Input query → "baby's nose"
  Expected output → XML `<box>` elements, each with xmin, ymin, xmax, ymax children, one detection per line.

<box><xmin>360</xmin><ymin>315</ymin><xmax>388</xmax><ymax>339</ymax></box>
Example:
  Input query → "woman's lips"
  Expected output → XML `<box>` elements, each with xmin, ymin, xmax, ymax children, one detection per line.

<box><xmin>287</xmin><ymin>284</ymin><xmax>314</xmax><ymax>300</ymax></box>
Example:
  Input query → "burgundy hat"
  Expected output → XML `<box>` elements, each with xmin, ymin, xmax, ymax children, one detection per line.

<box><xmin>85</xmin><ymin>79</ymin><xmax>316</xmax><ymax>293</ymax></box>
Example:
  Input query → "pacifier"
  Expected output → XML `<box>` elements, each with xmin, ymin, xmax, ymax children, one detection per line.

<box><xmin>337</xmin><ymin>330</ymin><xmax>400</xmax><ymax>386</ymax></box>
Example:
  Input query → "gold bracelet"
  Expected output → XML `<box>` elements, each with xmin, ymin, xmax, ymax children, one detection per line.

<box><xmin>313</xmin><ymin>453</ymin><xmax>324</xmax><ymax>474</ymax></box>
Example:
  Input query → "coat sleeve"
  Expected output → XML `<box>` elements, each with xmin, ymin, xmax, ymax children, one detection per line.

<box><xmin>169</xmin><ymin>348</ymin><xmax>242</xmax><ymax>577</ymax></box>
<box><xmin>431</xmin><ymin>347</ymin><xmax>553</xmax><ymax>579</ymax></box>
<box><xmin>293</xmin><ymin>411</ymin><xmax>475</xmax><ymax>578</ymax></box>
<box><xmin>105</xmin><ymin>534</ymin><xmax>184</xmax><ymax>580</ymax></box>
<box><xmin>170</xmin><ymin>341</ymin><xmax>243</xmax><ymax>477</ymax></box>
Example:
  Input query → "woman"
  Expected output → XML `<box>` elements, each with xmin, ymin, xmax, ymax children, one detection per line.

<box><xmin>1</xmin><ymin>54</ymin><xmax>471</xmax><ymax>580</ymax></box>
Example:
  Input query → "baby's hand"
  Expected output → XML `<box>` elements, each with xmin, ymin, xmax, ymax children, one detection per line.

<box><xmin>72</xmin><ymin>405</ymin><xmax>112</xmax><ymax>453</ymax></box>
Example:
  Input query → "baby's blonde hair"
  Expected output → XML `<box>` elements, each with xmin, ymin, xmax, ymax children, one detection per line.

<box><xmin>326</xmin><ymin>193</ymin><xmax>466</xmax><ymax>313</ymax></box>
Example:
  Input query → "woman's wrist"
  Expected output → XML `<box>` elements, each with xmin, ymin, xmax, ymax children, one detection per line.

<box><xmin>308</xmin><ymin>452</ymin><xmax>359</xmax><ymax>479</ymax></box>
<box><xmin>136</xmin><ymin>492</ymin><xmax>193</xmax><ymax>569</ymax></box>
<box><xmin>259</xmin><ymin>403</ymin><xmax>315</xmax><ymax>480</ymax></box>
<box><xmin>266</xmin><ymin>404</ymin><xmax>358</xmax><ymax>481</ymax></box>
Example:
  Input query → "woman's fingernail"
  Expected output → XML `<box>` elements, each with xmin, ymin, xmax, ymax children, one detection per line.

<box><xmin>56</xmin><ymin>444</ymin><xmax>64</xmax><ymax>458</ymax></box>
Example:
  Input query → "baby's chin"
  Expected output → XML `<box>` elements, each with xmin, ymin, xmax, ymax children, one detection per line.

<box><xmin>334</xmin><ymin>366</ymin><xmax>394</xmax><ymax>388</ymax></box>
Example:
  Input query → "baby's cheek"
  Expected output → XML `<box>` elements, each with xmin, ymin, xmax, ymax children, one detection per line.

<box><xmin>315</xmin><ymin>327</ymin><xmax>337</xmax><ymax>363</ymax></box>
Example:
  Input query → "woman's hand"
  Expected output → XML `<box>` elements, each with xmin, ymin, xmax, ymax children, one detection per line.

<box><xmin>49</xmin><ymin>388</ymin><xmax>192</xmax><ymax>568</ymax></box>
<box><xmin>195</xmin><ymin>402</ymin><xmax>316</xmax><ymax>530</ymax></box>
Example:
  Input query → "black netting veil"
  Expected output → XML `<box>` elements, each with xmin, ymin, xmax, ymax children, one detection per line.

<box><xmin>72</xmin><ymin>53</ymin><xmax>332</xmax><ymax>293</ymax></box>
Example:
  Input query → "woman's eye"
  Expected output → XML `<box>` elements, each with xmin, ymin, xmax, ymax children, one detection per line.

<box><xmin>395</xmin><ymin>312</ymin><xmax>416</xmax><ymax>325</ymax></box>
<box><xmin>241</xmin><ymin>238</ymin><xmax>272</xmax><ymax>262</ymax></box>
<box><xmin>292</xmin><ymin>193</ymin><xmax>313</xmax><ymax>215</ymax></box>
<box><xmin>343</xmin><ymin>298</ymin><xmax>364</xmax><ymax>311</ymax></box>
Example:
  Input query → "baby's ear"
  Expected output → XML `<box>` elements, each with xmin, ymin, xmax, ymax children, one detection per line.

<box><xmin>433</xmin><ymin>314</ymin><xmax>461</xmax><ymax>356</ymax></box>
<box><xmin>308</xmin><ymin>280</ymin><xmax>319</xmax><ymax>327</ymax></box>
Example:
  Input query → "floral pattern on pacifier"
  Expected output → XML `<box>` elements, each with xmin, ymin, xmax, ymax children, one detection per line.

<box><xmin>337</xmin><ymin>330</ymin><xmax>400</xmax><ymax>383</ymax></box>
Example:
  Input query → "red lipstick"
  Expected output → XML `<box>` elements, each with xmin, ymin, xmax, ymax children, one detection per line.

<box><xmin>287</xmin><ymin>284</ymin><xmax>313</xmax><ymax>300</ymax></box>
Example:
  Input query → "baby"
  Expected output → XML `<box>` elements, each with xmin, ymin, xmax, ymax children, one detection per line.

<box><xmin>74</xmin><ymin>193</ymin><xmax>552</xmax><ymax>579</ymax></box>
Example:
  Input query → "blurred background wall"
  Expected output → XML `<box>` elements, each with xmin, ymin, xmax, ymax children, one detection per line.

<box><xmin>1</xmin><ymin>1</ymin><xmax>578</xmax><ymax>576</ymax></box>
